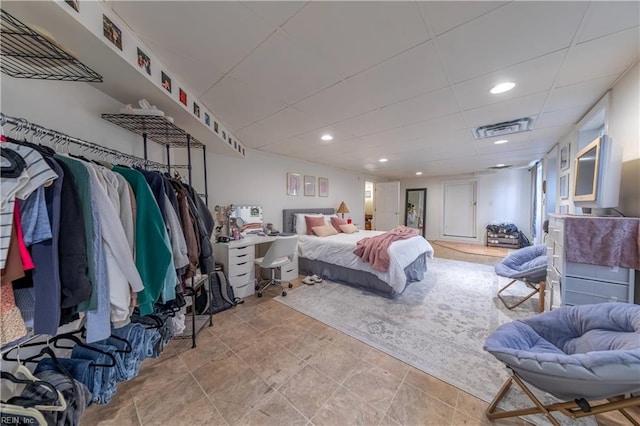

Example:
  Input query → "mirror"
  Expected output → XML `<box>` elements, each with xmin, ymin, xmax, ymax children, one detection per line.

<box><xmin>405</xmin><ymin>188</ymin><xmax>426</xmax><ymax>238</ymax></box>
<box><xmin>232</xmin><ymin>205</ymin><xmax>263</xmax><ymax>233</ymax></box>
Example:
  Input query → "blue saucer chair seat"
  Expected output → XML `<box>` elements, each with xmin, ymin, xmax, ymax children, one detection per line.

<box><xmin>495</xmin><ymin>244</ymin><xmax>548</xmax><ymax>312</ymax></box>
<box><xmin>484</xmin><ymin>303</ymin><xmax>640</xmax><ymax>426</ymax></box>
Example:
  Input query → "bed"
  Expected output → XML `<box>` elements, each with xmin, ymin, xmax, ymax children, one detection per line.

<box><xmin>283</xmin><ymin>209</ymin><xmax>434</xmax><ymax>298</ymax></box>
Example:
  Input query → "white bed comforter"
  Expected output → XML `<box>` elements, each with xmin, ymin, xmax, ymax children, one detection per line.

<box><xmin>297</xmin><ymin>230</ymin><xmax>434</xmax><ymax>294</ymax></box>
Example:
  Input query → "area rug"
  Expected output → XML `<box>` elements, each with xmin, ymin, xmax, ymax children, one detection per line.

<box><xmin>276</xmin><ymin>257</ymin><xmax>594</xmax><ymax>426</ymax></box>
<box><xmin>432</xmin><ymin>240</ymin><xmax>511</xmax><ymax>257</ymax></box>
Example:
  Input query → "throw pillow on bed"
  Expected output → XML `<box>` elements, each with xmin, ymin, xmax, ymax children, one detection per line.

<box><xmin>305</xmin><ymin>215</ymin><xmax>326</xmax><ymax>235</ymax></box>
<box><xmin>330</xmin><ymin>216</ymin><xmax>348</xmax><ymax>232</ymax></box>
<box><xmin>340</xmin><ymin>224</ymin><xmax>359</xmax><ymax>234</ymax></box>
<box><xmin>312</xmin><ymin>224</ymin><xmax>338</xmax><ymax>237</ymax></box>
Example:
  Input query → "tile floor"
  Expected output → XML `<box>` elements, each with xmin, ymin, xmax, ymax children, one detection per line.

<box><xmin>81</xmin><ymin>246</ymin><xmax>636</xmax><ymax>425</ymax></box>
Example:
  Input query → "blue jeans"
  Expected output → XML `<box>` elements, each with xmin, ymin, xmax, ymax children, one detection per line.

<box><xmin>109</xmin><ymin>323</ymin><xmax>147</xmax><ymax>380</ymax></box>
<box><xmin>71</xmin><ymin>344</ymin><xmax>117</xmax><ymax>404</ymax></box>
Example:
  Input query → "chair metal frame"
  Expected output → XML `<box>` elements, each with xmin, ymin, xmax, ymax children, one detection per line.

<box><xmin>497</xmin><ymin>279</ymin><xmax>546</xmax><ymax>312</ymax></box>
<box><xmin>487</xmin><ymin>370</ymin><xmax>640</xmax><ymax>426</ymax></box>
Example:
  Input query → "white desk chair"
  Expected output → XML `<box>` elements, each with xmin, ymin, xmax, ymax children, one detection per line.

<box><xmin>254</xmin><ymin>235</ymin><xmax>298</xmax><ymax>297</ymax></box>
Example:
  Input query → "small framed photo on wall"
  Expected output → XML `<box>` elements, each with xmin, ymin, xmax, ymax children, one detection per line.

<box><xmin>304</xmin><ymin>175</ymin><xmax>315</xmax><ymax>196</ymax></box>
<box><xmin>560</xmin><ymin>173</ymin><xmax>569</xmax><ymax>199</ymax></box>
<box><xmin>287</xmin><ymin>172</ymin><xmax>301</xmax><ymax>196</ymax></box>
<box><xmin>560</xmin><ymin>144</ymin><xmax>570</xmax><ymax>170</ymax></box>
<box><xmin>318</xmin><ymin>177</ymin><xmax>329</xmax><ymax>197</ymax></box>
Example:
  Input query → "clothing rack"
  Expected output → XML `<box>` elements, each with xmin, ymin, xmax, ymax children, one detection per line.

<box><xmin>0</xmin><ymin>113</ymin><xmax>187</xmax><ymax>170</ymax></box>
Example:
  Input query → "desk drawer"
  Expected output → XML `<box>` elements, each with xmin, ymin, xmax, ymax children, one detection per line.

<box><xmin>564</xmin><ymin>291</ymin><xmax>629</xmax><ymax>306</ymax></box>
<box><xmin>228</xmin><ymin>270</ymin><xmax>253</xmax><ymax>287</ymax></box>
<box><xmin>228</xmin><ymin>257</ymin><xmax>253</xmax><ymax>276</ymax></box>
<box><xmin>564</xmin><ymin>277</ymin><xmax>629</xmax><ymax>302</ymax></box>
<box><xmin>229</xmin><ymin>244</ymin><xmax>255</xmax><ymax>260</ymax></box>
<box><xmin>276</xmin><ymin>259</ymin><xmax>298</xmax><ymax>281</ymax></box>
<box><xmin>232</xmin><ymin>282</ymin><xmax>254</xmax><ymax>299</ymax></box>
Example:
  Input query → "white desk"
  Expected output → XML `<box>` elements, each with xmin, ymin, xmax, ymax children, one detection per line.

<box><xmin>213</xmin><ymin>235</ymin><xmax>298</xmax><ymax>298</ymax></box>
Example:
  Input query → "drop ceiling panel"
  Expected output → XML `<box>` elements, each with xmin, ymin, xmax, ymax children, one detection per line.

<box><xmin>281</xmin><ymin>1</ymin><xmax>430</xmax><ymax>79</ymax></box>
<box><xmin>577</xmin><ymin>1</ymin><xmax>640</xmax><ymax>43</ymax></box>
<box><xmin>293</xmin><ymin>126</ymin><xmax>356</xmax><ymax>147</ymax></box>
<box><xmin>556</xmin><ymin>27</ymin><xmax>640</xmax><ymax>87</ymax></box>
<box><xmin>236</xmin><ymin>107</ymin><xmax>326</xmax><ymax>148</ymax></box>
<box><xmin>200</xmin><ymin>76</ymin><xmax>287</xmax><ymax>132</ymax></box>
<box><xmin>143</xmin><ymin>39</ymin><xmax>225</xmax><ymax>97</ymax></box>
<box><xmin>258</xmin><ymin>136</ymin><xmax>307</xmax><ymax>156</ymax></box>
<box><xmin>546</xmin><ymin>75</ymin><xmax>618</xmax><ymax>111</ymax></box>
<box><xmin>345</xmin><ymin>41</ymin><xmax>449</xmax><ymax>108</ymax></box>
<box><xmin>230</xmin><ymin>32</ymin><xmax>341</xmax><ymax>105</ymax></box>
<box><xmin>463</xmin><ymin>92</ymin><xmax>548</xmax><ymax>129</ymax></box>
<box><xmin>332</xmin><ymin>109</ymin><xmax>405</xmax><ymax>138</ymax></box>
<box><xmin>436</xmin><ymin>1</ymin><xmax>588</xmax><ymax>83</ymax></box>
<box><xmin>242</xmin><ymin>1</ymin><xmax>308</xmax><ymax>29</ymax></box>
<box><xmin>292</xmin><ymin>80</ymin><xmax>379</xmax><ymax>125</ymax></box>
<box><xmin>379</xmin><ymin>87</ymin><xmax>460</xmax><ymax>126</ymax></box>
<box><xmin>112</xmin><ymin>1</ymin><xmax>275</xmax><ymax>74</ymax></box>
<box><xmin>453</xmin><ymin>50</ymin><xmax>566</xmax><ymax>111</ymax></box>
<box><xmin>418</xmin><ymin>1</ymin><xmax>509</xmax><ymax>36</ymax></box>
<box><xmin>537</xmin><ymin>106</ymin><xmax>589</xmax><ymax>129</ymax></box>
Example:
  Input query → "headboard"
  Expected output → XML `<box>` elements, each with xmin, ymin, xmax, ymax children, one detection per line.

<box><xmin>282</xmin><ymin>208</ymin><xmax>336</xmax><ymax>233</ymax></box>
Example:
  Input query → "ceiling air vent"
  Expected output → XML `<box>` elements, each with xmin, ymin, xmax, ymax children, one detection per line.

<box><xmin>473</xmin><ymin>116</ymin><xmax>534</xmax><ymax>139</ymax></box>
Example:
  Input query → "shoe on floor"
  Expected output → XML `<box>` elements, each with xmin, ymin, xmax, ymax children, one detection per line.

<box><xmin>302</xmin><ymin>276</ymin><xmax>315</xmax><ymax>285</ymax></box>
<box><xmin>311</xmin><ymin>274</ymin><xmax>323</xmax><ymax>283</ymax></box>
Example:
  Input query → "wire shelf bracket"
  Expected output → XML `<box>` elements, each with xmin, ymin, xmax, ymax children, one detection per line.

<box><xmin>0</xmin><ymin>9</ymin><xmax>103</xmax><ymax>82</ymax></box>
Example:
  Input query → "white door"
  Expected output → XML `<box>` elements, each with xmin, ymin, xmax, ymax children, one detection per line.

<box><xmin>375</xmin><ymin>182</ymin><xmax>400</xmax><ymax>230</ymax></box>
<box><xmin>443</xmin><ymin>181</ymin><xmax>476</xmax><ymax>238</ymax></box>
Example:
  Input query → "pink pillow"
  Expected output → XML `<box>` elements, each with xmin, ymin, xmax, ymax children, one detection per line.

<box><xmin>305</xmin><ymin>215</ymin><xmax>326</xmax><ymax>235</ymax></box>
<box><xmin>339</xmin><ymin>224</ymin><xmax>359</xmax><ymax>234</ymax></box>
<box><xmin>330</xmin><ymin>216</ymin><xmax>348</xmax><ymax>232</ymax></box>
<box><xmin>312</xmin><ymin>224</ymin><xmax>338</xmax><ymax>237</ymax></box>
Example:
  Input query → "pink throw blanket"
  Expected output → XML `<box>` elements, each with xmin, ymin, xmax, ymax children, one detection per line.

<box><xmin>564</xmin><ymin>216</ymin><xmax>640</xmax><ymax>270</ymax></box>
<box><xmin>353</xmin><ymin>226</ymin><xmax>419</xmax><ymax>272</ymax></box>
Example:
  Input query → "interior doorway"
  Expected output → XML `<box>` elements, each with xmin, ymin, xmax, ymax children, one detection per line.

<box><xmin>364</xmin><ymin>181</ymin><xmax>374</xmax><ymax>230</ymax></box>
<box><xmin>443</xmin><ymin>180</ymin><xmax>477</xmax><ymax>238</ymax></box>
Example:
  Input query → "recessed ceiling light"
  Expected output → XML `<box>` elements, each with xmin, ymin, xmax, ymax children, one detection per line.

<box><xmin>321</xmin><ymin>134</ymin><xmax>333</xmax><ymax>141</ymax></box>
<box><xmin>494</xmin><ymin>139</ymin><xmax>508</xmax><ymax>145</ymax></box>
<box><xmin>379</xmin><ymin>158</ymin><xmax>388</xmax><ymax>163</ymax></box>
<box><xmin>490</xmin><ymin>82</ymin><xmax>515</xmax><ymax>94</ymax></box>
<box><xmin>416</xmin><ymin>172</ymin><xmax>423</xmax><ymax>175</ymax></box>
<box><xmin>495</xmin><ymin>163</ymin><xmax>505</xmax><ymax>167</ymax></box>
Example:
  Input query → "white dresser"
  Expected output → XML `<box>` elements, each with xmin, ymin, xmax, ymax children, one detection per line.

<box><xmin>546</xmin><ymin>215</ymin><xmax>637</xmax><ymax>309</ymax></box>
<box><xmin>213</xmin><ymin>235</ymin><xmax>299</xmax><ymax>299</ymax></box>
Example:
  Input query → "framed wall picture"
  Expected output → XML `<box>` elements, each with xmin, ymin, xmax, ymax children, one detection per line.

<box><xmin>137</xmin><ymin>48</ymin><xmax>151</xmax><ymax>75</ymax></box>
<box><xmin>102</xmin><ymin>15</ymin><xmax>122</xmax><ymax>50</ymax></box>
<box><xmin>318</xmin><ymin>177</ymin><xmax>329</xmax><ymax>197</ymax></box>
<box><xmin>560</xmin><ymin>173</ymin><xmax>569</xmax><ymax>199</ymax></box>
<box><xmin>161</xmin><ymin>72</ymin><xmax>172</xmax><ymax>93</ymax></box>
<box><xmin>287</xmin><ymin>173</ymin><xmax>301</xmax><ymax>196</ymax></box>
<box><xmin>560</xmin><ymin>144</ymin><xmax>570</xmax><ymax>170</ymax></box>
<box><xmin>179</xmin><ymin>88</ymin><xmax>187</xmax><ymax>106</ymax></box>
<box><xmin>304</xmin><ymin>175</ymin><xmax>315</xmax><ymax>196</ymax></box>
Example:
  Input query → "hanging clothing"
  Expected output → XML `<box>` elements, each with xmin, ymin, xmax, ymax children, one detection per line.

<box><xmin>113</xmin><ymin>166</ymin><xmax>174</xmax><ymax>316</ymax></box>
<box><xmin>0</xmin><ymin>221</ymin><xmax>27</xmax><ymax>346</ymax></box>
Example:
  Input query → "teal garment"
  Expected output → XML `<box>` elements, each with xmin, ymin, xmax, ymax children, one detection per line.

<box><xmin>113</xmin><ymin>167</ymin><xmax>173</xmax><ymax>315</ymax></box>
<box><xmin>54</xmin><ymin>155</ymin><xmax>97</xmax><ymax>311</ymax></box>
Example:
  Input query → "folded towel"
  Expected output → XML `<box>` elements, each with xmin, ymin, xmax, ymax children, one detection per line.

<box><xmin>564</xmin><ymin>216</ymin><xmax>640</xmax><ymax>270</ymax></box>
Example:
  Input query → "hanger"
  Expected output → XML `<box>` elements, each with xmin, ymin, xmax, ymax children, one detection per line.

<box><xmin>49</xmin><ymin>333</ymin><xmax>116</xmax><ymax>367</ymax></box>
<box><xmin>1</xmin><ymin>366</ymin><xmax>67</xmax><ymax>412</ymax></box>
<box><xmin>63</xmin><ymin>326</ymin><xmax>132</xmax><ymax>354</ymax></box>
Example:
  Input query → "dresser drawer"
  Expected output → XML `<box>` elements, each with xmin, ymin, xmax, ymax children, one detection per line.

<box><xmin>276</xmin><ymin>259</ymin><xmax>298</xmax><ymax>281</ymax></box>
<box><xmin>228</xmin><ymin>270</ymin><xmax>253</xmax><ymax>287</ymax></box>
<box><xmin>231</xmin><ymin>281</ymin><xmax>254</xmax><ymax>299</ymax></box>
<box><xmin>228</xmin><ymin>256</ymin><xmax>253</xmax><ymax>276</ymax></box>
<box><xmin>564</xmin><ymin>277</ymin><xmax>629</xmax><ymax>302</ymax></box>
<box><xmin>566</xmin><ymin>262</ymin><xmax>631</xmax><ymax>284</ymax></box>
<box><xmin>564</xmin><ymin>291</ymin><xmax>629</xmax><ymax>306</ymax></box>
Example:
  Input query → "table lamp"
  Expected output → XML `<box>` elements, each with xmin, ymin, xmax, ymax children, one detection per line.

<box><xmin>337</xmin><ymin>201</ymin><xmax>350</xmax><ymax>218</ymax></box>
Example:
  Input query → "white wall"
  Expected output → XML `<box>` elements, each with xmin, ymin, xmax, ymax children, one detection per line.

<box><xmin>400</xmin><ymin>168</ymin><xmax>532</xmax><ymax>242</ymax></box>
<box><xmin>2</xmin><ymin>76</ymin><xmax>378</xmax><ymax>230</ymax></box>
<box><xmin>609</xmin><ymin>62</ymin><xmax>639</xmax><ymax>217</ymax></box>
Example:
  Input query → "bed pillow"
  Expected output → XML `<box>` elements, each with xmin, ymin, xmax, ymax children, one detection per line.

<box><xmin>340</xmin><ymin>224</ymin><xmax>359</xmax><ymax>234</ymax></box>
<box><xmin>330</xmin><ymin>216</ymin><xmax>348</xmax><ymax>232</ymax></box>
<box><xmin>324</xmin><ymin>214</ymin><xmax>338</xmax><ymax>225</ymax></box>
<box><xmin>305</xmin><ymin>215</ymin><xmax>326</xmax><ymax>235</ymax></box>
<box><xmin>312</xmin><ymin>224</ymin><xmax>338</xmax><ymax>237</ymax></box>
<box><xmin>294</xmin><ymin>213</ymin><xmax>322</xmax><ymax>235</ymax></box>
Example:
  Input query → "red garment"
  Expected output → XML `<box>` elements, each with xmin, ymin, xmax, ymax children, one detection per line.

<box><xmin>13</xmin><ymin>203</ymin><xmax>34</xmax><ymax>271</ymax></box>
<box><xmin>353</xmin><ymin>226</ymin><xmax>419</xmax><ymax>272</ymax></box>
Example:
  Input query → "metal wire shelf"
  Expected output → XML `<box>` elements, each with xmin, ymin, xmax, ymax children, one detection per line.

<box><xmin>0</xmin><ymin>9</ymin><xmax>102</xmax><ymax>82</ymax></box>
<box><xmin>101</xmin><ymin>114</ymin><xmax>203</xmax><ymax>148</ymax></box>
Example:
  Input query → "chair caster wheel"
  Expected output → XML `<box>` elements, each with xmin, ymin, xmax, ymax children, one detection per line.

<box><xmin>257</xmin><ymin>292</ymin><xmax>263</xmax><ymax>298</ymax></box>
<box><xmin>282</xmin><ymin>291</ymin><xmax>287</xmax><ymax>297</ymax></box>
<box><xmin>288</xmin><ymin>283</ymin><xmax>293</xmax><ymax>288</ymax></box>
